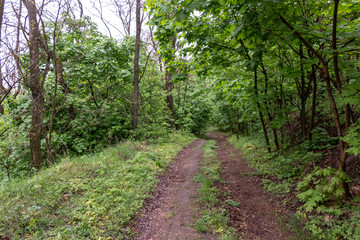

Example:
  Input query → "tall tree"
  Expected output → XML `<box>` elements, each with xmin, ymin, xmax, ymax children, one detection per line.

<box><xmin>0</xmin><ymin>0</ymin><xmax>5</xmax><ymax>115</ymax></box>
<box><xmin>164</xmin><ymin>37</ymin><xmax>176</xmax><ymax>127</ymax></box>
<box><xmin>22</xmin><ymin>0</ymin><xmax>44</xmax><ymax>170</ymax></box>
<box><xmin>132</xmin><ymin>0</ymin><xmax>141</xmax><ymax>131</ymax></box>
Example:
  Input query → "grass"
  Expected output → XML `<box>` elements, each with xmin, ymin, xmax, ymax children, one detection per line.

<box><xmin>194</xmin><ymin>140</ymin><xmax>238</xmax><ymax>240</ymax></box>
<box><xmin>0</xmin><ymin>132</ymin><xmax>195</xmax><ymax>239</ymax></box>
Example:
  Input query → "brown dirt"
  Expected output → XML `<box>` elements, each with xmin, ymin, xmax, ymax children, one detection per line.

<box><xmin>133</xmin><ymin>133</ymin><xmax>296</xmax><ymax>240</ymax></box>
<box><xmin>207</xmin><ymin>132</ymin><xmax>295</xmax><ymax>240</ymax></box>
<box><xmin>134</xmin><ymin>139</ymin><xmax>215</xmax><ymax>240</ymax></box>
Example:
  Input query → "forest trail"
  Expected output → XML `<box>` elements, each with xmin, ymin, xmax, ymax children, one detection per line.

<box><xmin>134</xmin><ymin>139</ymin><xmax>215</xmax><ymax>240</ymax></box>
<box><xmin>134</xmin><ymin>133</ymin><xmax>294</xmax><ymax>240</ymax></box>
<box><xmin>207</xmin><ymin>132</ymin><xmax>294</xmax><ymax>240</ymax></box>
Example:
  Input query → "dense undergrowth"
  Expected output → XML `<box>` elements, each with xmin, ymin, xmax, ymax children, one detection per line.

<box><xmin>194</xmin><ymin>140</ymin><xmax>238</xmax><ymax>240</ymax></box>
<box><xmin>228</xmin><ymin>134</ymin><xmax>360</xmax><ymax>240</ymax></box>
<box><xmin>0</xmin><ymin>132</ymin><xmax>195</xmax><ymax>239</ymax></box>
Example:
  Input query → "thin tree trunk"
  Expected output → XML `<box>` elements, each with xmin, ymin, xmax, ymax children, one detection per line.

<box><xmin>323</xmin><ymin>64</ymin><xmax>351</xmax><ymax>198</ymax></box>
<box><xmin>255</xmin><ymin>70</ymin><xmax>271</xmax><ymax>153</ymax></box>
<box><xmin>299</xmin><ymin>44</ymin><xmax>308</xmax><ymax>140</ymax></box>
<box><xmin>243</xmin><ymin>103</ymin><xmax>249</xmax><ymax>136</ymax></box>
<box><xmin>140</xmin><ymin>92</ymin><xmax>146</xmax><ymax>124</ymax></box>
<box><xmin>175</xmin><ymin>80</ymin><xmax>182</xmax><ymax>129</ymax></box>
<box><xmin>46</xmin><ymin>57</ymin><xmax>59</xmax><ymax>164</ymax></box>
<box><xmin>308</xmin><ymin>65</ymin><xmax>317</xmax><ymax>140</ymax></box>
<box><xmin>331</xmin><ymin>0</ymin><xmax>351</xmax><ymax>198</ymax></box>
<box><xmin>23</xmin><ymin>0</ymin><xmax>44</xmax><ymax>170</ymax></box>
<box><xmin>165</xmin><ymin>37</ymin><xmax>176</xmax><ymax>128</ymax></box>
<box><xmin>77</xmin><ymin>0</ymin><xmax>83</xmax><ymax>18</ymax></box>
<box><xmin>236</xmin><ymin>107</ymin><xmax>240</xmax><ymax>140</ymax></box>
<box><xmin>0</xmin><ymin>0</ymin><xmax>5</xmax><ymax>115</ymax></box>
<box><xmin>132</xmin><ymin>0</ymin><xmax>141</xmax><ymax>131</ymax></box>
<box><xmin>0</xmin><ymin>0</ymin><xmax>4</xmax><ymax>38</ymax></box>
<box><xmin>183</xmin><ymin>74</ymin><xmax>188</xmax><ymax>106</ymax></box>
<box><xmin>149</xmin><ymin>63</ymin><xmax>154</xmax><ymax>121</ymax></box>
<box><xmin>261</xmin><ymin>62</ymin><xmax>279</xmax><ymax>151</ymax></box>
<box><xmin>165</xmin><ymin>70</ymin><xmax>175</xmax><ymax>126</ymax></box>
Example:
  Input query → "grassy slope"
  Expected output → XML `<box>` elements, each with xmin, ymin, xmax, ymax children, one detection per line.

<box><xmin>0</xmin><ymin>132</ymin><xmax>195</xmax><ymax>239</ymax></box>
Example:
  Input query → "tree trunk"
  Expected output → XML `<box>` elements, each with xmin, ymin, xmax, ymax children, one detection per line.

<box><xmin>331</xmin><ymin>0</ymin><xmax>351</xmax><ymax>198</ymax></box>
<box><xmin>46</xmin><ymin>57</ymin><xmax>58</xmax><ymax>164</ymax></box>
<box><xmin>23</xmin><ymin>0</ymin><xmax>44</xmax><ymax>170</ymax></box>
<box><xmin>165</xmin><ymin>70</ymin><xmax>175</xmax><ymax>126</ymax></box>
<box><xmin>0</xmin><ymin>0</ymin><xmax>5</xmax><ymax>115</ymax></box>
<box><xmin>165</xmin><ymin>37</ymin><xmax>176</xmax><ymax>128</ymax></box>
<box><xmin>254</xmin><ymin>70</ymin><xmax>271</xmax><ymax>153</ymax></box>
<box><xmin>261</xmin><ymin>63</ymin><xmax>279</xmax><ymax>151</ymax></box>
<box><xmin>132</xmin><ymin>0</ymin><xmax>141</xmax><ymax>131</ymax></box>
<box><xmin>149</xmin><ymin>64</ymin><xmax>154</xmax><ymax>121</ymax></box>
<box><xmin>299</xmin><ymin>44</ymin><xmax>308</xmax><ymax>140</ymax></box>
<box><xmin>236</xmin><ymin>107</ymin><xmax>240</xmax><ymax>140</ymax></box>
<box><xmin>308</xmin><ymin>65</ymin><xmax>317</xmax><ymax>140</ymax></box>
<box><xmin>323</xmin><ymin>64</ymin><xmax>351</xmax><ymax>199</ymax></box>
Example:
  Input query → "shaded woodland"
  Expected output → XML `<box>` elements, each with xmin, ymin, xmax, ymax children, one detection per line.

<box><xmin>0</xmin><ymin>0</ymin><xmax>359</xmax><ymax>239</ymax></box>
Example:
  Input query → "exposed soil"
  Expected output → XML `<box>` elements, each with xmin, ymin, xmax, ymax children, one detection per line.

<box><xmin>133</xmin><ymin>133</ymin><xmax>296</xmax><ymax>240</ymax></box>
<box><xmin>207</xmin><ymin>132</ymin><xmax>295</xmax><ymax>240</ymax></box>
<box><xmin>134</xmin><ymin>139</ymin><xmax>215</xmax><ymax>240</ymax></box>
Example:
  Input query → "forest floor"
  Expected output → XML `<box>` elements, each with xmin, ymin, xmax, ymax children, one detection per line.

<box><xmin>133</xmin><ymin>132</ymin><xmax>296</xmax><ymax>240</ymax></box>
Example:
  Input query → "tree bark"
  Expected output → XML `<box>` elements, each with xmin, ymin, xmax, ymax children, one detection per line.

<box><xmin>23</xmin><ymin>0</ymin><xmax>44</xmax><ymax>170</ymax></box>
<box><xmin>255</xmin><ymin>70</ymin><xmax>271</xmax><ymax>153</ymax></box>
<box><xmin>299</xmin><ymin>44</ymin><xmax>308</xmax><ymax>140</ymax></box>
<box><xmin>331</xmin><ymin>0</ymin><xmax>351</xmax><ymax>198</ymax></box>
<box><xmin>0</xmin><ymin>0</ymin><xmax>5</xmax><ymax>115</ymax></box>
<box><xmin>165</xmin><ymin>37</ymin><xmax>176</xmax><ymax>128</ymax></box>
<box><xmin>132</xmin><ymin>0</ymin><xmax>141</xmax><ymax>131</ymax></box>
<box><xmin>236</xmin><ymin>107</ymin><xmax>240</xmax><ymax>140</ymax></box>
<box><xmin>261</xmin><ymin>62</ymin><xmax>279</xmax><ymax>151</ymax></box>
<box><xmin>308</xmin><ymin>65</ymin><xmax>317</xmax><ymax>140</ymax></box>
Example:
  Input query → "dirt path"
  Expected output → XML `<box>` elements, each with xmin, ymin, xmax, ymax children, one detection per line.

<box><xmin>134</xmin><ymin>133</ymin><xmax>295</xmax><ymax>240</ymax></box>
<box><xmin>134</xmin><ymin>139</ymin><xmax>215</xmax><ymax>240</ymax></box>
<box><xmin>207</xmin><ymin>132</ymin><xmax>294</xmax><ymax>240</ymax></box>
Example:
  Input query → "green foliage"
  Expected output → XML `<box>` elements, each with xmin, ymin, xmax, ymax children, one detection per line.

<box><xmin>47</xmin><ymin>21</ymin><xmax>135</xmax><ymax>155</ymax></box>
<box><xmin>0</xmin><ymin>96</ymin><xmax>32</xmax><ymax>181</ymax></box>
<box><xmin>297</xmin><ymin>167</ymin><xmax>350</xmax><ymax>212</ymax></box>
<box><xmin>304</xmin><ymin>128</ymin><xmax>338</xmax><ymax>151</ymax></box>
<box><xmin>261</xmin><ymin>179</ymin><xmax>291</xmax><ymax>197</ymax></box>
<box><xmin>296</xmin><ymin>205</ymin><xmax>360</xmax><ymax>240</ymax></box>
<box><xmin>0</xmin><ymin>132</ymin><xmax>195</xmax><ymax>239</ymax></box>
<box><xmin>229</xmin><ymin>134</ymin><xmax>360</xmax><ymax>239</ymax></box>
<box><xmin>176</xmin><ymin>87</ymin><xmax>212</xmax><ymax>135</ymax></box>
<box><xmin>224</xmin><ymin>199</ymin><xmax>240</xmax><ymax>208</ymax></box>
<box><xmin>195</xmin><ymin>209</ymin><xmax>237</xmax><ymax>240</ymax></box>
<box><xmin>147</xmin><ymin>0</ymin><xmax>360</xmax><ymax>238</ymax></box>
<box><xmin>0</xmin><ymin>16</ymin><xmax>177</xmax><ymax>182</ymax></box>
<box><xmin>343</xmin><ymin>122</ymin><xmax>360</xmax><ymax>156</ymax></box>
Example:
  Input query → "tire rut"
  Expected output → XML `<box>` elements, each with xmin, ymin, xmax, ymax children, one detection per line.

<box><xmin>208</xmin><ymin>132</ymin><xmax>294</xmax><ymax>240</ymax></box>
<box><xmin>134</xmin><ymin>139</ymin><xmax>216</xmax><ymax>240</ymax></box>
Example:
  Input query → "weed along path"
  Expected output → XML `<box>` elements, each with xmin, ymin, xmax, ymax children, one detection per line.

<box><xmin>207</xmin><ymin>132</ymin><xmax>294</xmax><ymax>240</ymax></box>
<box><xmin>134</xmin><ymin>139</ymin><xmax>215</xmax><ymax>240</ymax></box>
